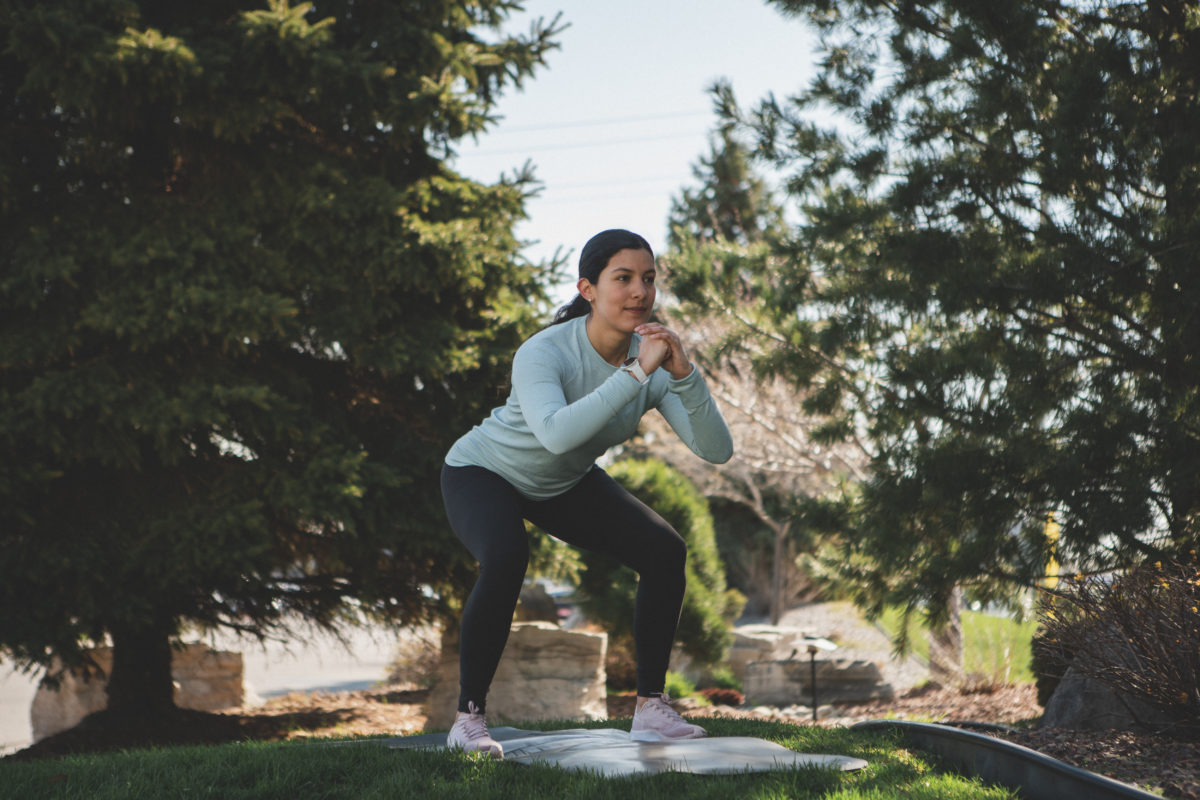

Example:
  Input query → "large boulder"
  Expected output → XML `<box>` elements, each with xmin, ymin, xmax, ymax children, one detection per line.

<box><xmin>668</xmin><ymin>625</ymin><xmax>812</xmax><ymax>688</ymax></box>
<box><xmin>1040</xmin><ymin>666</ymin><xmax>1176</xmax><ymax>731</ymax></box>
<box><xmin>744</xmin><ymin>657</ymin><xmax>894</xmax><ymax>707</ymax></box>
<box><xmin>425</xmin><ymin>621</ymin><xmax>607</xmax><ymax>729</ymax></box>
<box><xmin>728</xmin><ymin>626</ymin><xmax>809</xmax><ymax>683</ymax></box>
<box><xmin>31</xmin><ymin>643</ymin><xmax>245</xmax><ymax>741</ymax></box>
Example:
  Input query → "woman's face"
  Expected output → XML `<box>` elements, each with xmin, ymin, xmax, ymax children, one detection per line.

<box><xmin>579</xmin><ymin>248</ymin><xmax>656</xmax><ymax>335</ymax></box>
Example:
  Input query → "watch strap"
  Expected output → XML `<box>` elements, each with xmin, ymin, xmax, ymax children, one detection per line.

<box><xmin>621</xmin><ymin>357</ymin><xmax>650</xmax><ymax>385</ymax></box>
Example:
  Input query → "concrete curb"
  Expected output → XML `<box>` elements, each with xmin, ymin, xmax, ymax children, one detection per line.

<box><xmin>851</xmin><ymin>719</ymin><xmax>1158</xmax><ymax>800</ymax></box>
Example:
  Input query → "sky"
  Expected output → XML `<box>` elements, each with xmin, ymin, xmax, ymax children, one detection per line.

<box><xmin>451</xmin><ymin>0</ymin><xmax>819</xmax><ymax>301</ymax></box>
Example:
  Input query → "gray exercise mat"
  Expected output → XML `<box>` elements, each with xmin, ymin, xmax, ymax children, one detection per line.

<box><xmin>385</xmin><ymin>726</ymin><xmax>868</xmax><ymax>776</ymax></box>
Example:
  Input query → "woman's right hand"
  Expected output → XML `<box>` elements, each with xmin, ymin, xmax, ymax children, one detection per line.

<box><xmin>636</xmin><ymin>334</ymin><xmax>670</xmax><ymax>374</ymax></box>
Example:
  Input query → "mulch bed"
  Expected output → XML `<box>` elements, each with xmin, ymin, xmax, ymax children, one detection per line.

<box><xmin>8</xmin><ymin>684</ymin><xmax>1199</xmax><ymax>799</ymax></box>
<box><xmin>993</xmin><ymin>728</ymin><xmax>1200</xmax><ymax>800</ymax></box>
<box><xmin>5</xmin><ymin>688</ymin><xmax>430</xmax><ymax>763</ymax></box>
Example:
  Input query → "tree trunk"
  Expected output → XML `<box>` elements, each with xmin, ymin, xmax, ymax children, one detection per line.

<box><xmin>769</xmin><ymin>521</ymin><xmax>791</xmax><ymax>625</ymax></box>
<box><xmin>106</xmin><ymin>617</ymin><xmax>176</xmax><ymax>718</ymax></box>
<box><xmin>928</xmin><ymin>586</ymin><xmax>964</xmax><ymax>686</ymax></box>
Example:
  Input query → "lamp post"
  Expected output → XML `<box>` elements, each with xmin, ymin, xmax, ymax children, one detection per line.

<box><xmin>801</xmin><ymin>636</ymin><xmax>837</xmax><ymax>722</ymax></box>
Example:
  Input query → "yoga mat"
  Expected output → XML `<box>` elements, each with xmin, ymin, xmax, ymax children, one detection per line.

<box><xmin>386</xmin><ymin>726</ymin><xmax>868</xmax><ymax>777</ymax></box>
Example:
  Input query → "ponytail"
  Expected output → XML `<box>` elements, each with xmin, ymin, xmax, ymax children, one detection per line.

<box><xmin>551</xmin><ymin>294</ymin><xmax>592</xmax><ymax>325</ymax></box>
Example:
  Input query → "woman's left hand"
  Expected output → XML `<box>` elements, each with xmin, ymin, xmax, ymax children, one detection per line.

<box><xmin>635</xmin><ymin>323</ymin><xmax>693</xmax><ymax>380</ymax></box>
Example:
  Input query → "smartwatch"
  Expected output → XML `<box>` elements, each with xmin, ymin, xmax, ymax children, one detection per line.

<box><xmin>621</xmin><ymin>357</ymin><xmax>650</xmax><ymax>385</ymax></box>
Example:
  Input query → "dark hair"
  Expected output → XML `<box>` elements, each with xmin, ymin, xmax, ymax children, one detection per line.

<box><xmin>551</xmin><ymin>229</ymin><xmax>653</xmax><ymax>324</ymax></box>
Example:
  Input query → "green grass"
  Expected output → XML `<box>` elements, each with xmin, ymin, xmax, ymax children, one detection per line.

<box><xmin>877</xmin><ymin>608</ymin><xmax>1038</xmax><ymax>685</ymax></box>
<box><xmin>0</xmin><ymin>718</ymin><xmax>1019</xmax><ymax>800</ymax></box>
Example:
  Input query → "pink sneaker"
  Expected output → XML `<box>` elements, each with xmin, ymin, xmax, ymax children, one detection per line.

<box><xmin>446</xmin><ymin>702</ymin><xmax>503</xmax><ymax>758</ymax></box>
<box><xmin>630</xmin><ymin>693</ymin><xmax>707</xmax><ymax>742</ymax></box>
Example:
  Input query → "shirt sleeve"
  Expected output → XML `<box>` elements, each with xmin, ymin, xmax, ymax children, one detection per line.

<box><xmin>657</xmin><ymin>365</ymin><xmax>734</xmax><ymax>463</ymax></box>
<box><xmin>512</xmin><ymin>342</ymin><xmax>643</xmax><ymax>455</ymax></box>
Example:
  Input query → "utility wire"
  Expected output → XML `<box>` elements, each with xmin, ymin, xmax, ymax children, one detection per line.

<box><xmin>532</xmin><ymin>186</ymin><xmax>684</xmax><ymax>204</ymax></box>
<box><xmin>550</xmin><ymin>174</ymin><xmax>685</xmax><ymax>190</ymax></box>
<box><xmin>461</xmin><ymin>130</ymin><xmax>703</xmax><ymax>157</ymax></box>
<box><xmin>487</xmin><ymin>109</ymin><xmax>711</xmax><ymax>134</ymax></box>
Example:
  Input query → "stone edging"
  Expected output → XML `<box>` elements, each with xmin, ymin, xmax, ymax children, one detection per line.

<box><xmin>851</xmin><ymin>719</ymin><xmax>1158</xmax><ymax>800</ymax></box>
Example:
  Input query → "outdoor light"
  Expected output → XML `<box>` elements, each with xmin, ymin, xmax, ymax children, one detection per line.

<box><xmin>802</xmin><ymin>636</ymin><xmax>837</xmax><ymax>722</ymax></box>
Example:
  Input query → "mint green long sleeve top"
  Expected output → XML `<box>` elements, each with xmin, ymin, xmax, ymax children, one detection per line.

<box><xmin>445</xmin><ymin>315</ymin><xmax>733</xmax><ymax>499</ymax></box>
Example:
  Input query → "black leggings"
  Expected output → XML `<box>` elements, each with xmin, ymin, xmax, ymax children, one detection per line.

<box><xmin>441</xmin><ymin>463</ymin><xmax>687</xmax><ymax>713</ymax></box>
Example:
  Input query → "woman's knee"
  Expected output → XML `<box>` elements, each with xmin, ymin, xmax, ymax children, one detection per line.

<box><xmin>478</xmin><ymin>538</ymin><xmax>530</xmax><ymax>580</ymax></box>
<box><xmin>637</xmin><ymin>522</ymin><xmax>687</xmax><ymax>574</ymax></box>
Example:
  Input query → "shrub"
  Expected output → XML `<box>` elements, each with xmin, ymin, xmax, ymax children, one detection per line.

<box><xmin>1035</xmin><ymin>561</ymin><xmax>1200</xmax><ymax>733</ymax></box>
<box><xmin>664</xmin><ymin>670</ymin><xmax>698</xmax><ymax>700</ymax></box>
<box><xmin>700</xmin><ymin>686</ymin><xmax>745</xmax><ymax>706</ymax></box>
<box><xmin>706</xmin><ymin>664</ymin><xmax>743</xmax><ymax>692</ymax></box>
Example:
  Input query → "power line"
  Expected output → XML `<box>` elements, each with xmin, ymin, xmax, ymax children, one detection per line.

<box><xmin>489</xmin><ymin>109</ymin><xmax>711</xmax><ymax>134</ymax></box>
<box><xmin>532</xmin><ymin>185</ymin><xmax>684</xmax><ymax>205</ymax></box>
<box><xmin>462</xmin><ymin>130</ymin><xmax>703</xmax><ymax>158</ymax></box>
<box><xmin>549</xmin><ymin>174</ymin><xmax>685</xmax><ymax>190</ymax></box>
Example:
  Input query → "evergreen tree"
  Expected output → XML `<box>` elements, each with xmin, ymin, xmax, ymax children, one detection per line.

<box><xmin>670</xmin><ymin>0</ymin><xmax>1200</xmax><ymax>629</ymax></box>
<box><xmin>0</xmin><ymin>0</ymin><xmax>561</xmax><ymax>721</ymax></box>
<box><xmin>661</xmin><ymin>94</ymin><xmax>863</xmax><ymax>623</ymax></box>
<box><xmin>667</xmin><ymin>84</ymin><xmax>783</xmax><ymax>250</ymax></box>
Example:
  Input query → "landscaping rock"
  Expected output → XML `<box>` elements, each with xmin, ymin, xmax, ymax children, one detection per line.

<box><xmin>744</xmin><ymin>657</ymin><xmax>894</xmax><ymax>707</ymax></box>
<box><xmin>30</xmin><ymin>644</ymin><xmax>245</xmax><ymax>741</ymax></box>
<box><xmin>771</xmin><ymin>602</ymin><xmax>931</xmax><ymax>693</ymax></box>
<box><xmin>728</xmin><ymin>626</ymin><xmax>807</xmax><ymax>683</ymax></box>
<box><xmin>669</xmin><ymin>624</ymin><xmax>819</xmax><ymax>688</ymax></box>
<box><xmin>1040</xmin><ymin>666</ymin><xmax>1176</xmax><ymax>731</ymax></box>
<box><xmin>425</xmin><ymin>621</ymin><xmax>606</xmax><ymax>729</ymax></box>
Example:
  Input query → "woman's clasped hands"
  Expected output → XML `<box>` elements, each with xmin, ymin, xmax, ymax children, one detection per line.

<box><xmin>635</xmin><ymin>323</ymin><xmax>692</xmax><ymax>380</ymax></box>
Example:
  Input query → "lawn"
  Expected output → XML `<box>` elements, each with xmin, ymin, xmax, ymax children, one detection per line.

<box><xmin>0</xmin><ymin>717</ymin><xmax>1018</xmax><ymax>800</ymax></box>
<box><xmin>876</xmin><ymin>608</ymin><xmax>1038</xmax><ymax>685</ymax></box>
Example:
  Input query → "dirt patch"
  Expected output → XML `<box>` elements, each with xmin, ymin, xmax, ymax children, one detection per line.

<box><xmin>831</xmin><ymin>682</ymin><xmax>1042</xmax><ymax>726</ymax></box>
<box><xmin>6</xmin><ymin>688</ymin><xmax>429</xmax><ymax>762</ymax></box>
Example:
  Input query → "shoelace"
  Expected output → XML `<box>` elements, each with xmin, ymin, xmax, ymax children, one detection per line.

<box><xmin>640</xmin><ymin>694</ymin><xmax>684</xmax><ymax>722</ymax></box>
<box><xmin>458</xmin><ymin>703</ymin><xmax>491</xmax><ymax>741</ymax></box>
